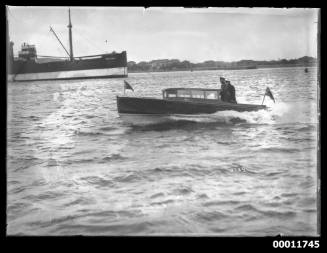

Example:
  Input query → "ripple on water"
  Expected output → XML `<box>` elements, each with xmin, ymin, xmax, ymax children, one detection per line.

<box><xmin>234</xmin><ymin>204</ymin><xmax>297</xmax><ymax>219</ymax></box>
<box><xmin>150</xmin><ymin>199</ymin><xmax>175</xmax><ymax>206</ymax></box>
<box><xmin>7</xmin><ymin>202</ymin><xmax>31</xmax><ymax>214</ymax></box>
<box><xmin>265</xmin><ymin>171</ymin><xmax>286</xmax><ymax>178</ymax></box>
<box><xmin>150</xmin><ymin>192</ymin><xmax>165</xmax><ymax>199</ymax></box>
<box><xmin>172</xmin><ymin>186</ymin><xmax>194</xmax><ymax>195</ymax></box>
<box><xmin>74</xmin><ymin>130</ymin><xmax>104</xmax><ymax>137</ymax></box>
<box><xmin>10</xmin><ymin>186</ymin><xmax>28</xmax><ymax>194</ymax></box>
<box><xmin>64</xmin><ymin>197</ymin><xmax>96</xmax><ymax>207</ymax></box>
<box><xmin>149</xmin><ymin>165</ymin><xmax>230</xmax><ymax>178</ymax></box>
<box><xmin>23</xmin><ymin>191</ymin><xmax>67</xmax><ymax>202</ymax></box>
<box><xmin>260</xmin><ymin>147</ymin><xmax>300</xmax><ymax>153</ymax></box>
<box><xmin>63</xmin><ymin>158</ymin><xmax>97</xmax><ymax>165</ymax></box>
<box><xmin>297</xmin><ymin>197</ymin><xmax>316</xmax><ymax>207</ymax></box>
<box><xmin>203</xmin><ymin>200</ymin><xmax>241</xmax><ymax>207</ymax></box>
<box><xmin>112</xmin><ymin>173</ymin><xmax>141</xmax><ymax>183</ymax></box>
<box><xmin>298</xmin><ymin>176</ymin><xmax>316</xmax><ymax>189</ymax></box>
<box><xmin>98</xmin><ymin>126</ymin><xmax>117</xmax><ymax>131</ymax></box>
<box><xmin>281</xmin><ymin>192</ymin><xmax>298</xmax><ymax>198</ymax></box>
<box><xmin>195</xmin><ymin>210</ymin><xmax>229</xmax><ymax>222</ymax></box>
<box><xmin>79</xmin><ymin>176</ymin><xmax>115</xmax><ymax>188</ymax></box>
<box><xmin>100</xmin><ymin>154</ymin><xmax>126</xmax><ymax>162</ymax></box>
<box><xmin>51</xmin><ymin>221</ymin><xmax>153</xmax><ymax>235</ymax></box>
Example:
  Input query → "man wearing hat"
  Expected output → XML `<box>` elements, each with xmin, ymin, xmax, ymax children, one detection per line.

<box><xmin>219</xmin><ymin>77</ymin><xmax>237</xmax><ymax>103</ymax></box>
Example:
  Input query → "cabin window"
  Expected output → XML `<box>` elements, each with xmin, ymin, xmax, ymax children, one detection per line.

<box><xmin>205</xmin><ymin>91</ymin><xmax>218</xmax><ymax>99</ymax></box>
<box><xmin>164</xmin><ymin>91</ymin><xmax>177</xmax><ymax>98</ymax></box>
<box><xmin>167</xmin><ymin>93</ymin><xmax>177</xmax><ymax>98</ymax></box>
<box><xmin>191</xmin><ymin>90</ymin><xmax>205</xmax><ymax>99</ymax></box>
<box><xmin>177</xmin><ymin>90</ymin><xmax>191</xmax><ymax>98</ymax></box>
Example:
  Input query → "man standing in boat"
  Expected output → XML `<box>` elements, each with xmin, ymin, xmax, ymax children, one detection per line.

<box><xmin>219</xmin><ymin>77</ymin><xmax>227</xmax><ymax>101</ymax></box>
<box><xmin>219</xmin><ymin>77</ymin><xmax>237</xmax><ymax>103</ymax></box>
<box><xmin>225</xmin><ymin>80</ymin><xmax>237</xmax><ymax>103</ymax></box>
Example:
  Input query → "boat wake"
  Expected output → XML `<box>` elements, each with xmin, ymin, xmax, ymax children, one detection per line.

<box><xmin>127</xmin><ymin>101</ymin><xmax>317</xmax><ymax>128</ymax></box>
<box><xmin>168</xmin><ymin>102</ymin><xmax>293</xmax><ymax>124</ymax></box>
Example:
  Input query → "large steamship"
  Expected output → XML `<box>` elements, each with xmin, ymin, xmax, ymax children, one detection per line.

<box><xmin>7</xmin><ymin>8</ymin><xmax>128</xmax><ymax>82</ymax></box>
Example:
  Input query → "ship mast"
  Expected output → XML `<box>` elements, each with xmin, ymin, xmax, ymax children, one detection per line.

<box><xmin>68</xmin><ymin>8</ymin><xmax>74</xmax><ymax>61</ymax></box>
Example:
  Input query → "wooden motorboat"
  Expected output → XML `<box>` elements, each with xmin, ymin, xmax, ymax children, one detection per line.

<box><xmin>117</xmin><ymin>87</ymin><xmax>267</xmax><ymax>125</ymax></box>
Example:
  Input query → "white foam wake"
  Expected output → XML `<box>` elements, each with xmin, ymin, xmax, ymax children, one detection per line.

<box><xmin>168</xmin><ymin>101</ymin><xmax>317</xmax><ymax>125</ymax></box>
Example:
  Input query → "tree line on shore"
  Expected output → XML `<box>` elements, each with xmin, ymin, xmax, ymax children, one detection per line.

<box><xmin>127</xmin><ymin>56</ymin><xmax>317</xmax><ymax>72</ymax></box>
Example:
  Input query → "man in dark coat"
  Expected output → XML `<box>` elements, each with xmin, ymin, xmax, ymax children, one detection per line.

<box><xmin>225</xmin><ymin>80</ymin><xmax>237</xmax><ymax>104</ymax></box>
<box><xmin>219</xmin><ymin>77</ymin><xmax>227</xmax><ymax>101</ymax></box>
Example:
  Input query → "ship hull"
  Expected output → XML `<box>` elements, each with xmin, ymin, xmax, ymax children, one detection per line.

<box><xmin>9</xmin><ymin>51</ymin><xmax>127</xmax><ymax>82</ymax></box>
<box><xmin>9</xmin><ymin>67</ymin><xmax>127</xmax><ymax>82</ymax></box>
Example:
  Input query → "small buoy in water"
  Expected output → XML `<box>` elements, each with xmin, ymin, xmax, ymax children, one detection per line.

<box><xmin>304</xmin><ymin>68</ymin><xmax>308</xmax><ymax>73</ymax></box>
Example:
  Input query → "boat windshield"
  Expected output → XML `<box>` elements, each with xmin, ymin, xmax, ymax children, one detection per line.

<box><xmin>164</xmin><ymin>89</ymin><xmax>220</xmax><ymax>100</ymax></box>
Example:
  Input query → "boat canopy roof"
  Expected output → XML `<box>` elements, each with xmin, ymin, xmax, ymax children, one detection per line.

<box><xmin>163</xmin><ymin>87</ymin><xmax>220</xmax><ymax>92</ymax></box>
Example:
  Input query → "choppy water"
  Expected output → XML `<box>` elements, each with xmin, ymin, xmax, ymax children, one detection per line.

<box><xmin>7</xmin><ymin>67</ymin><xmax>319</xmax><ymax>236</ymax></box>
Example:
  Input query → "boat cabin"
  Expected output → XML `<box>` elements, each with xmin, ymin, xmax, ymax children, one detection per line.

<box><xmin>162</xmin><ymin>88</ymin><xmax>221</xmax><ymax>101</ymax></box>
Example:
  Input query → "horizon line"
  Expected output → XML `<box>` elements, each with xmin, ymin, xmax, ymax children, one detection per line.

<box><xmin>127</xmin><ymin>55</ymin><xmax>317</xmax><ymax>64</ymax></box>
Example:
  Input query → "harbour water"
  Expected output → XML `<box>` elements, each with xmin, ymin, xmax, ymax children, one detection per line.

<box><xmin>7</xmin><ymin>67</ymin><xmax>319</xmax><ymax>236</ymax></box>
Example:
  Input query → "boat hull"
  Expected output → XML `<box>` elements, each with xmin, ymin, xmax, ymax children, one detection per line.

<box><xmin>117</xmin><ymin>96</ymin><xmax>266</xmax><ymax>114</ymax></box>
<box><xmin>117</xmin><ymin>96</ymin><xmax>267</xmax><ymax>125</ymax></box>
<box><xmin>118</xmin><ymin>113</ymin><xmax>175</xmax><ymax>125</ymax></box>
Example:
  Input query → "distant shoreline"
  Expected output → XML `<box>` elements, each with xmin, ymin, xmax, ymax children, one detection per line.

<box><xmin>128</xmin><ymin>64</ymin><xmax>317</xmax><ymax>73</ymax></box>
<box><xmin>127</xmin><ymin>56</ymin><xmax>317</xmax><ymax>73</ymax></box>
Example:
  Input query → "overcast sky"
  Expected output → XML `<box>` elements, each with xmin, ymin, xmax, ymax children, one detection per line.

<box><xmin>7</xmin><ymin>7</ymin><xmax>318</xmax><ymax>63</ymax></box>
